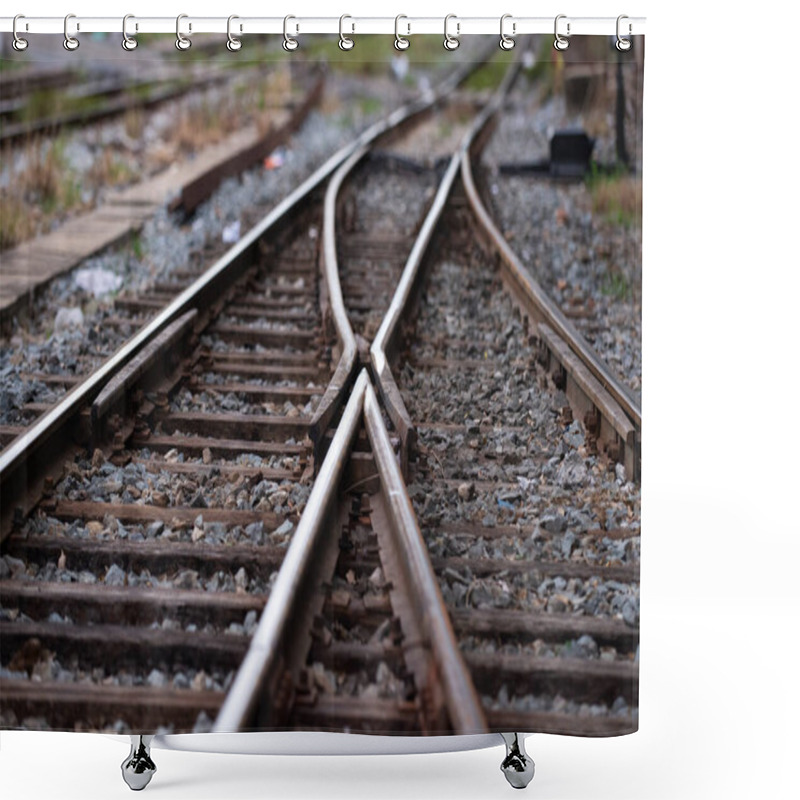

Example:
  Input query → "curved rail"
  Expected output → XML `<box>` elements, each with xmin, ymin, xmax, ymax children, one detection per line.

<box><xmin>362</xmin><ymin>380</ymin><xmax>486</xmax><ymax>734</ymax></box>
<box><xmin>459</xmin><ymin>101</ymin><xmax>641</xmax><ymax>478</ymax></box>
<box><xmin>368</xmin><ymin>51</ymin><xmax>524</xmax><ymax>473</ymax></box>
<box><xmin>461</xmin><ymin>139</ymin><xmax>642</xmax><ymax>430</ymax></box>
<box><xmin>0</xmin><ymin>139</ymin><xmax>349</xmax><ymax>537</ymax></box>
<box><xmin>309</xmin><ymin>53</ymin><xmax>489</xmax><ymax>461</ymax></box>
<box><xmin>214</xmin><ymin>371</ymin><xmax>370</xmax><ymax>732</ymax></box>
<box><xmin>365</xmin><ymin>42</ymin><xmax>641</xmax><ymax>479</ymax></box>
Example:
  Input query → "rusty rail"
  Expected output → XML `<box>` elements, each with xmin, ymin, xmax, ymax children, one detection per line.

<box><xmin>460</xmin><ymin>118</ymin><xmax>642</xmax><ymax>478</ymax></box>
<box><xmin>369</xmin><ymin>50</ymin><xmax>524</xmax><ymax>474</ymax></box>
<box><xmin>362</xmin><ymin>380</ymin><xmax>486</xmax><ymax>734</ymax></box>
<box><xmin>0</xmin><ymin>99</ymin><xmax>373</xmax><ymax>540</ymax></box>
<box><xmin>309</xmin><ymin>52</ymin><xmax>492</xmax><ymax>466</ymax></box>
<box><xmin>213</xmin><ymin>371</ymin><xmax>370</xmax><ymax>732</ymax></box>
<box><xmin>0</xmin><ymin>46</ymin><xmax>490</xmax><ymax>537</ymax></box>
<box><xmin>215</xmin><ymin>370</ymin><xmax>487</xmax><ymax>734</ymax></box>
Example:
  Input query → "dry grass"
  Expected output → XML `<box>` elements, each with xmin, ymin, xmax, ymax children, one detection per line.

<box><xmin>87</xmin><ymin>150</ymin><xmax>135</xmax><ymax>188</ymax></box>
<box><xmin>1</xmin><ymin>140</ymin><xmax>61</xmax><ymax>249</ymax></box>
<box><xmin>0</xmin><ymin>138</ymin><xmax>87</xmax><ymax>251</ymax></box>
<box><xmin>18</xmin><ymin>140</ymin><xmax>62</xmax><ymax>202</ymax></box>
<box><xmin>123</xmin><ymin>108</ymin><xmax>145</xmax><ymax>140</ymax></box>
<box><xmin>170</xmin><ymin>98</ymin><xmax>244</xmax><ymax>152</ymax></box>
<box><xmin>590</xmin><ymin>174</ymin><xmax>642</xmax><ymax>227</ymax></box>
<box><xmin>1</xmin><ymin>68</ymin><xmax>294</xmax><ymax>251</ymax></box>
<box><xmin>168</xmin><ymin>73</ymin><xmax>289</xmax><ymax>152</ymax></box>
<box><xmin>0</xmin><ymin>195</ymin><xmax>38</xmax><ymax>250</ymax></box>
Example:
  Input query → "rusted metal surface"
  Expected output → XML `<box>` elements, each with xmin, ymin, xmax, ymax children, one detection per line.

<box><xmin>460</xmin><ymin>119</ymin><xmax>642</xmax><ymax>478</ymax></box>
<box><xmin>367</xmin><ymin>54</ymin><xmax>523</xmax><ymax>476</ymax></box>
<box><xmin>363</xmin><ymin>381</ymin><xmax>487</xmax><ymax>734</ymax></box>
<box><xmin>90</xmin><ymin>310</ymin><xmax>197</xmax><ymax>448</ymax></box>
<box><xmin>538</xmin><ymin>322</ymin><xmax>638</xmax><ymax>479</ymax></box>
<box><xmin>368</xmin><ymin>148</ymin><xmax>461</xmax><ymax>474</ymax></box>
<box><xmin>0</xmin><ymin>145</ymin><xmax>340</xmax><ymax>731</ymax></box>
<box><xmin>1</xmin><ymin>46</ymin><xmax>640</xmax><ymax>739</ymax></box>
<box><xmin>216</xmin><ymin>371</ymin><xmax>487</xmax><ymax>736</ymax></box>
<box><xmin>214</xmin><ymin>371</ymin><xmax>370</xmax><ymax>732</ymax></box>
<box><xmin>308</xmin><ymin>56</ymin><xmax>483</xmax><ymax>468</ymax></box>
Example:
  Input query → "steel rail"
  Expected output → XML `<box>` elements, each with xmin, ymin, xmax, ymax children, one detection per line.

<box><xmin>362</xmin><ymin>380</ymin><xmax>487</xmax><ymax>734</ymax></box>
<box><xmin>366</xmin><ymin>42</ymin><xmax>641</xmax><ymax>477</ymax></box>
<box><xmin>213</xmin><ymin>370</ymin><xmax>369</xmax><ymax>732</ymax></box>
<box><xmin>309</xmin><ymin>50</ymin><xmax>491</xmax><ymax>461</ymax></box>
<box><xmin>460</xmin><ymin>106</ymin><xmax>641</xmax><ymax>478</ymax></box>
<box><xmin>369</xmin><ymin>50</ymin><xmax>524</xmax><ymax>466</ymax></box>
<box><xmin>216</xmin><ymin>369</ymin><xmax>488</xmax><ymax>734</ymax></box>
<box><xmin>460</xmin><ymin>138</ymin><xmax>642</xmax><ymax>432</ymax></box>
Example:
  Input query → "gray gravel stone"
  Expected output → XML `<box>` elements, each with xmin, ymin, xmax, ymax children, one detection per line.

<box><xmin>147</xmin><ymin>669</ymin><xmax>167</xmax><ymax>689</ymax></box>
<box><xmin>104</xmin><ymin>564</ymin><xmax>126</xmax><ymax>586</ymax></box>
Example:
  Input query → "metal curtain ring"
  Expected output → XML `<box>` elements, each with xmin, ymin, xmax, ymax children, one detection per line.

<box><xmin>499</xmin><ymin>14</ymin><xmax>515</xmax><ymax>50</ymax></box>
<box><xmin>175</xmin><ymin>14</ymin><xmax>191</xmax><ymax>50</ymax></box>
<box><xmin>121</xmin><ymin>14</ymin><xmax>138</xmax><ymax>51</ymax></box>
<box><xmin>394</xmin><ymin>14</ymin><xmax>410</xmax><ymax>51</ymax></box>
<box><xmin>227</xmin><ymin>15</ymin><xmax>242</xmax><ymax>52</ymax></box>
<box><xmin>553</xmin><ymin>14</ymin><xmax>570</xmax><ymax>51</ymax></box>
<box><xmin>339</xmin><ymin>14</ymin><xmax>354</xmax><ymax>51</ymax></box>
<box><xmin>443</xmin><ymin>14</ymin><xmax>460</xmax><ymax>51</ymax></box>
<box><xmin>616</xmin><ymin>14</ymin><xmax>632</xmax><ymax>51</ymax></box>
<box><xmin>283</xmin><ymin>15</ymin><xmax>298</xmax><ymax>51</ymax></box>
<box><xmin>12</xmin><ymin>14</ymin><xmax>29</xmax><ymax>51</ymax></box>
<box><xmin>63</xmin><ymin>13</ymin><xmax>79</xmax><ymax>51</ymax></box>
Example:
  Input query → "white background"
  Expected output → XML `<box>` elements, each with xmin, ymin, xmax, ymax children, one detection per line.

<box><xmin>2</xmin><ymin>1</ymin><xmax>799</xmax><ymax>798</ymax></box>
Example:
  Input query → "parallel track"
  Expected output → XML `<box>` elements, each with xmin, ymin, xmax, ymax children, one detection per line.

<box><xmin>0</xmin><ymin>62</ymin><xmax>244</xmax><ymax>146</ymax></box>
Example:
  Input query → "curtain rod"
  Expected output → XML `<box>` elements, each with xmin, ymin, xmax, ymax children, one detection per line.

<box><xmin>1</xmin><ymin>16</ymin><xmax>646</xmax><ymax>38</ymax></box>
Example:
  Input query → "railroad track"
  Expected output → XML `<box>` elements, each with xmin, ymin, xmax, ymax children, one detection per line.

<box><xmin>1</xmin><ymin>40</ymin><xmax>640</xmax><ymax>789</ymax></box>
<box><xmin>1</xmin><ymin>201</ymin><xmax>329</xmax><ymax>731</ymax></box>
<box><xmin>214</xmin><ymin>48</ymin><xmax>639</xmax><ymax>740</ymax></box>
<box><xmin>0</xmin><ymin>64</ymin><xmax>78</xmax><ymax>101</ymax></box>
<box><xmin>0</xmin><ymin>68</ymin><xmax>324</xmax><ymax>450</ymax></box>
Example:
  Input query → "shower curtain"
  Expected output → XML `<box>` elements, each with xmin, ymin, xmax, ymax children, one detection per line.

<box><xmin>0</xmin><ymin>26</ymin><xmax>643</xmax><ymax>743</ymax></box>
